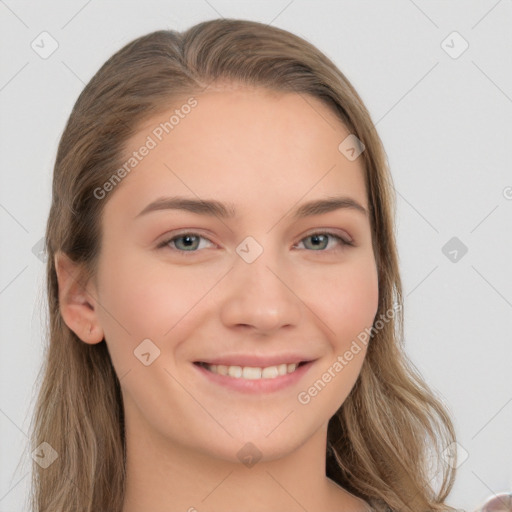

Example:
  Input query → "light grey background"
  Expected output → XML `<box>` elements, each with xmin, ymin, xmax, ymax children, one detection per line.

<box><xmin>1</xmin><ymin>1</ymin><xmax>511</xmax><ymax>511</ymax></box>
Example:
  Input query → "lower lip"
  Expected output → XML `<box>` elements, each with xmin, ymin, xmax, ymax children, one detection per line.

<box><xmin>193</xmin><ymin>361</ymin><xmax>315</xmax><ymax>394</ymax></box>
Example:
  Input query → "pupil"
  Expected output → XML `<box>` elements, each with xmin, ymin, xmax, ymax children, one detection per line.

<box><xmin>180</xmin><ymin>235</ymin><xmax>197</xmax><ymax>249</ymax></box>
<box><xmin>311</xmin><ymin>234</ymin><xmax>325</xmax><ymax>248</ymax></box>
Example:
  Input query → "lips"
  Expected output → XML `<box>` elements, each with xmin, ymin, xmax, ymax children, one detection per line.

<box><xmin>193</xmin><ymin>354</ymin><xmax>313</xmax><ymax>368</ymax></box>
<box><xmin>193</xmin><ymin>357</ymin><xmax>315</xmax><ymax>392</ymax></box>
<box><xmin>194</xmin><ymin>361</ymin><xmax>308</xmax><ymax>380</ymax></box>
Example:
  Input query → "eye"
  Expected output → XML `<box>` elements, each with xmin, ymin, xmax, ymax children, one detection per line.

<box><xmin>293</xmin><ymin>231</ymin><xmax>354</xmax><ymax>252</ymax></box>
<box><xmin>157</xmin><ymin>232</ymin><xmax>215</xmax><ymax>254</ymax></box>
<box><xmin>156</xmin><ymin>230</ymin><xmax>354</xmax><ymax>256</ymax></box>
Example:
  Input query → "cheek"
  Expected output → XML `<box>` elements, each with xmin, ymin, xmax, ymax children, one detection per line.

<box><xmin>95</xmin><ymin>252</ymin><xmax>211</xmax><ymax>359</ymax></box>
<box><xmin>295</xmin><ymin>260</ymin><xmax>378</xmax><ymax>417</ymax></box>
<box><xmin>314</xmin><ymin>257</ymin><xmax>379</xmax><ymax>350</ymax></box>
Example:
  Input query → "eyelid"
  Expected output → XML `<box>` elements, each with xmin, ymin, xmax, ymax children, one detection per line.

<box><xmin>300</xmin><ymin>227</ymin><xmax>353</xmax><ymax>245</ymax></box>
<box><xmin>155</xmin><ymin>229</ymin><xmax>217</xmax><ymax>249</ymax></box>
<box><xmin>156</xmin><ymin>228</ymin><xmax>356</xmax><ymax>257</ymax></box>
<box><xmin>158</xmin><ymin>226</ymin><xmax>354</xmax><ymax>244</ymax></box>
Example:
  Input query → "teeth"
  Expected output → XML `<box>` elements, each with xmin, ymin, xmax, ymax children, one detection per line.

<box><xmin>228</xmin><ymin>365</ymin><xmax>242</xmax><ymax>378</ymax></box>
<box><xmin>203</xmin><ymin>362</ymin><xmax>300</xmax><ymax>379</ymax></box>
<box><xmin>216</xmin><ymin>365</ymin><xmax>228</xmax><ymax>376</ymax></box>
<box><xmin>262</xmin><ymin>366</ymin><xmax>278</xmax><ymax>378</ymax></box>
<box><xmin>243</xmin><ymin>367</ymin><xmax>261</xmax><ymax>379</ymax></box>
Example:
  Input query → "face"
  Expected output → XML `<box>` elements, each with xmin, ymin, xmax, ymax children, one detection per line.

<box><xmin>87</xmin><ymin>86</ymin><xmax>379</xmax><ymax>463</ymax></box>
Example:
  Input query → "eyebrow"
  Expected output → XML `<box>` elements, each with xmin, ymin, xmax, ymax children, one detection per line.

<box><xmin>134</xmin><ymin>195</ymin><xmax>368</xmax><ymax>220</ymax></box>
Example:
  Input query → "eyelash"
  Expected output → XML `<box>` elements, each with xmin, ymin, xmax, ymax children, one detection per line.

<box><xmin>156</xmin><ymin>230</ymin><xmax>354</xmax><ymax>256</ymax></box>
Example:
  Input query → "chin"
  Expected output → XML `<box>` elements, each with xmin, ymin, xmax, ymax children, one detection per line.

<box><xmin>232</xmin><ymin>427</ymin><xmax>313</xmax><ymax>464</ymax></box>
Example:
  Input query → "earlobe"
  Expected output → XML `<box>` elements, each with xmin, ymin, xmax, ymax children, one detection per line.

<box><xmin>54</xmin><ymin>251</ymin><xmax>104</xmax><ymax>345</ymax></box>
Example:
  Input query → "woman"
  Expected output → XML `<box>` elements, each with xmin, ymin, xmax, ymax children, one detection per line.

<box><xmin>30</xmin><ymin>18</ymin><xmax>458</xmax><ymax>512</ymax></box>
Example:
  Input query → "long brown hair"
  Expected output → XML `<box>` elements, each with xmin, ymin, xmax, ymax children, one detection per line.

<box><xmin>29</xmin><ymin>18</ymin><xmax>458</xmax><ymax>511</ymax></box>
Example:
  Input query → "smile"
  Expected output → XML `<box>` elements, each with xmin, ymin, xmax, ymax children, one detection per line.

<box><xmin>193</xmin><ymin>360</ymin><xmax>314</xmax><ymax>393</ymax></box>
<box><xmin>195</xmin><ymin>361</ymin><xmax>307</xmax><ymax>380</ymax></box>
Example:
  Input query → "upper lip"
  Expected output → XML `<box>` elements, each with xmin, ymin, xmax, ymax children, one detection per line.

<box><xmin>194</xmin><ymin>354</ymin><xmax>317</xmax><ymax>368</ymax></box>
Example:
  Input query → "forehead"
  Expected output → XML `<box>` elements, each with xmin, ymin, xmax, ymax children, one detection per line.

<box><xmin>103</xmin><ymin>87</ymin><xmax>368</xmax><ymax>222</ymax></box>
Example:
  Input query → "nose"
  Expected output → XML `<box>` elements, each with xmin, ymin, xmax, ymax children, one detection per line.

<box><xmin>218</xmin><ymin>245</ymin><xmax>302</xmax><ymax>335</ymax></box>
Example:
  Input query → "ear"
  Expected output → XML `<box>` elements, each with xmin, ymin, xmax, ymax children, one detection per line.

<box><xmin>54</xmin><ymin>250</ymin><xmax>105</xmax><ymax>344</ymax></box>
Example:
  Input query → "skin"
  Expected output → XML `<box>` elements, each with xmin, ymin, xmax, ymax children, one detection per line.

<box><xmin>55</xmin><ymin>85</ymin><xmax>378</xmax><ymax>512</ymax></box>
